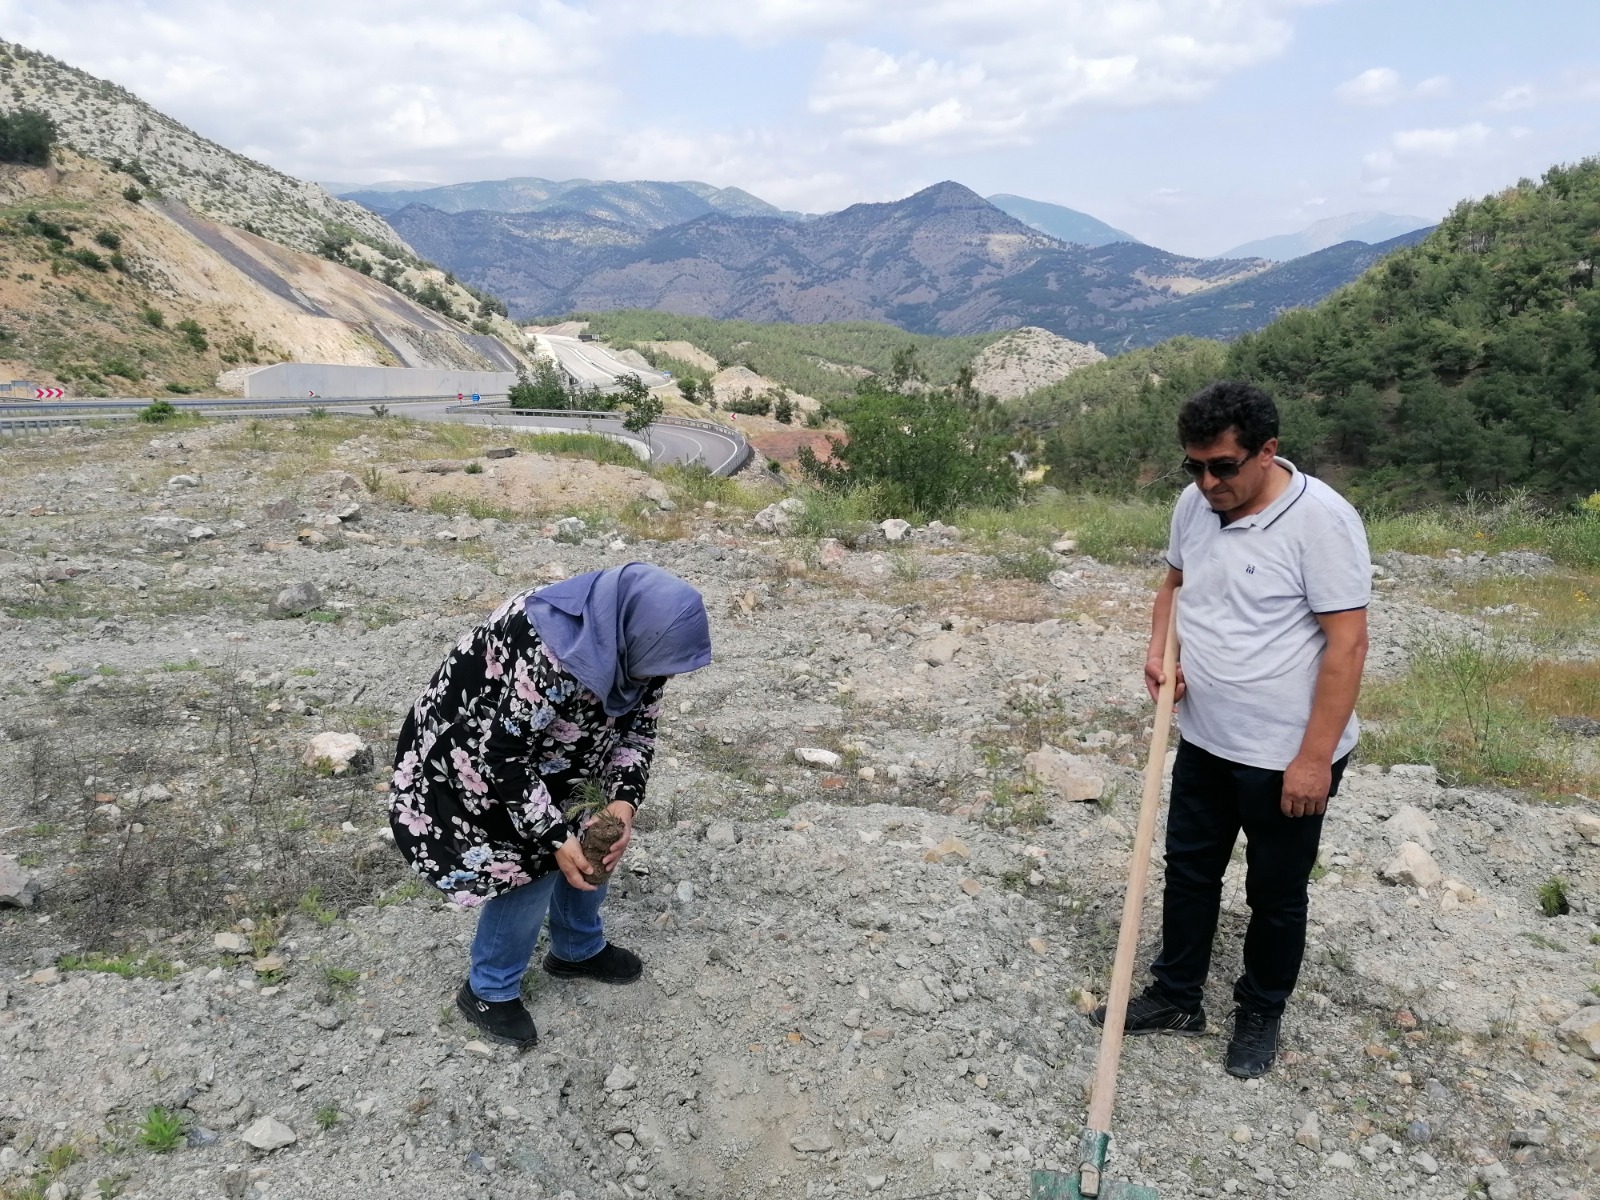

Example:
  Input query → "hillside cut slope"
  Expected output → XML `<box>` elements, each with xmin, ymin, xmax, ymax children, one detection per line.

<box><xmin>0</xmin><ymin>154</ymin><xmax>521</xmax><ymax>395</ymax></box>
<box><xmin>0</xmin><ymin>39</ymin><xmax>406</xmax><ymax>256</ymax></box>
<box><xmin>392</xmin><ymin>182</ymin><xmax>1268</xmax><ymax>338</ymax></box>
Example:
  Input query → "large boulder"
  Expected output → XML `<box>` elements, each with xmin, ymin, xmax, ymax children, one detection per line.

<box><xmin>302</xmin><ymin>733</ymin><xmax>373</xmax><ymax>776</ymax></box>
<box><xmin>268</xmin><ymin>581</ymin><xmax>323</xmax><ymax>617</ymax></box>
<box><xmin>0</xmin><ymin>855</ymin><xmax>40</xmax><ymax>908</ymax></box>
<box><xmin>1383</xmin><ymin>804</ymin><xmax>1436</xmax><ymax>849</ymax></box>
<box><xmin>1380</xmin><ymin>842</ymin><xmax>1442</xmax><ymax>889</ymax></box>
<box><xmin>1556</xmin><ymin>1006</ymin><xmax>1600</xmax><ymax>1060</ymax></box>
<box><xmin>753</xmin><ymin>498</ymin><xmax>805</xmax><ymax>534</ymax></box>
<box><xmin>1024</xmin><ymin>748</ymin><xmax>1105</xmax><ymax>803</ymax></box>
<box><xmin>240</xmin><ymin>1116</ymin><xmax>297</xmax><ymax>1151</ymax></box>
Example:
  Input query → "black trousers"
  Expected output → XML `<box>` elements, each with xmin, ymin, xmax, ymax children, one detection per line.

<box><xmin>1150</xmin><ymin>739</ymin><xmax>1347</xmax><ymax>1018</ymax></box>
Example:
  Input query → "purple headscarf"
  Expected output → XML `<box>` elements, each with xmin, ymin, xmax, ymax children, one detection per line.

<box><xmin>524</xmin><ymin>563</ymin><xmax>712</xmax><ymax>717</ymax></box>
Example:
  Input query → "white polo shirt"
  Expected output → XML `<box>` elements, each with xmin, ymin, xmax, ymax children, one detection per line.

<box><xmin>1168</xmin><ymin>458</ymin><xmax>1371</xmax><ymax>771</ymax></box>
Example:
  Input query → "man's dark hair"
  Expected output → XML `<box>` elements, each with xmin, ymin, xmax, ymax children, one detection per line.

<box><xmin>1177</xmin><ymin>380</ymin><xmax>1279</xmax><ymax>453</ymax></box>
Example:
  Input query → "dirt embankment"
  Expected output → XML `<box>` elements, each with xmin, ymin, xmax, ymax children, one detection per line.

<box><xmin>0</xmin><ymin>155</ymin><xmax>524</xmax><ymax>396</ymax></box>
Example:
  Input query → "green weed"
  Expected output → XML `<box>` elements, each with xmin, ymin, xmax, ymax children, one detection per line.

<box><xmin>315</xmin><ymin>1103</ymin><xmax>340</xmax><ymax>1131</ymax></box>
<box><xmin>324</xmin><ymin>966</ymin><xmax>360</xmax><ymax>994</ymax></box>
<box><xmin>1537</xmin><ymin>877</ymin><xmax>1570</xmax><ymax>917</ymax></box>
<box><xmin>58</xmin><ymin>952</ymin><xmax>176</xmax><ymax>980</ymax></box>
<box><xmin>1362</xmin><ymin>635</ymin><xmax>1599</xmax><ymax>795</ymax></box>
<box><xmin>136</xmin><ymin>1106</ymin><xmax>184</xmax><ymax>1153</ymax></box>
<box><xmin>297</xmin><ymin>886</ymin><xmax>337</xmax><ymax>927</ymax></box>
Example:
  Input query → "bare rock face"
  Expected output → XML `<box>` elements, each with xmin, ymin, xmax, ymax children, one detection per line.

<box><xmin>968</xmin><ymin>326</ymin><xmax>1107</xmax><ymax>400</ymax></box>
<box><xmin>1381</xmin><ymin>841</ymin><xmax>1442</xmax><ymax>889</ymax></box>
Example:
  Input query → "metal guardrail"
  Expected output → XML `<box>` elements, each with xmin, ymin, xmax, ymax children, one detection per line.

<box><xmin>448</xmin><ymin>404</ymin><xmax>753</xmax><ymax>477</ymax></box>
<box><xmin>1</xmin><ymin>396</ymin><xmax>755</xmax><ymax>477</ymax></box>
<box><xmin>0</xmin><ymin>393</ymin><xmax>501</xmax><ymax>415</ymax></box>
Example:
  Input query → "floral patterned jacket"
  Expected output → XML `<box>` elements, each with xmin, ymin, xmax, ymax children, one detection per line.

<box><xmin>388</xmin><ymin>590</ymin><xmax>663</xmax><ymax>905</ymax></box>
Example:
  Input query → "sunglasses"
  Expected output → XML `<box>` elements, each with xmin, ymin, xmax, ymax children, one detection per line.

<box><xmin>1181</xmin><ymin>455</ymin><xmax>1250</xmax><ymax>481</ymax></box>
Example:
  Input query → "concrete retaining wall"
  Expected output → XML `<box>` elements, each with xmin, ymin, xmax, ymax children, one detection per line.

<box><xmin>244</xmin><ymin>364</ymin><xmax>518</xmax><ymax>400</ymax></box>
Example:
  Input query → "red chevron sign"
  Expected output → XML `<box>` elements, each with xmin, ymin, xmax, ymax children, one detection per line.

<box><xmin>34</xmin><ymin>387</ymin><xmax>63</xmax><ymax>399</ymax></box>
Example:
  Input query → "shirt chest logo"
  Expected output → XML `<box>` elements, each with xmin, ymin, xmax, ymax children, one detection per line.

<box><xmin>1245</xmin><ymin>564</ymin><xmax>1257</xmax><ymax>574</ymax></box>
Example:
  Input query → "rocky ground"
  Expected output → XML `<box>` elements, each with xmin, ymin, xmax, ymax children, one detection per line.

<box><xmin>0</xmin><ymin>417</ymin><xmax>1596</xmax><ymax>1200</ymax></box>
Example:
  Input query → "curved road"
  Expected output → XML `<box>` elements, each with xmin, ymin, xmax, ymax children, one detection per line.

<box><xmin>0</xmin><ymin>395</ymin><xmax>748</xmax><ymax>476</ymax></box>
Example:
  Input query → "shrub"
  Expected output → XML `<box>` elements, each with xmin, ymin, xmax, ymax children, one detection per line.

<box><xmin>95</xmin><ymin>230</ymin><xmax>122</xmax><ymax>250</ymax></box>
<box><xmin>799</xmin><ymin>371</ymin><xmax>1020</xmax><ymax>520</ymax></box>
<box><xmin>138</xmin><ymin>399</ymin><xmax>177</xmax><ymax>423</ymax></box>
<box><xmin>122</xmin><ymin>185</ymin><xmax>143</xmax><ymax>203</ymax></box>
<box><xmin>773</xmin><ymin>394</ymin><xmax>795</xmax><ymax>424</ymax></box>
<box><xmin>0</xmin><ymin>107</ymin><xmax>57</xmax><ymax>165</ymax></box>
<box><xmin>508</xmin><ymin>359</ymin><xmax>570</xmax><ymax>410</ymax></box>
<box><xmin>724</xmin><ymin>387</ymin><xmax>771</xmax><ymax>416</ymax></box>
<box><xmin>65</xmin><ymin>247</ymin><xmax>108</xmax><ymax>271</ymax></box>
<box><xmin>140</xmin><ymin>307</ymin><xmax>164</xmax><ymax>328</ymax></box>
<box><xmin>1537</xmin><ymin>877</ymin><xmax>1570</xmax><ymax>917</ymax></box>
<box><xmin>102</xmin><ymin>359</ymin><xmax>142</xmax><ymax>381</ymax></box>
<box><xmin>174</xmin><ymin>319</ymin><xmax>208</xmax><ymax>352</ymax></box>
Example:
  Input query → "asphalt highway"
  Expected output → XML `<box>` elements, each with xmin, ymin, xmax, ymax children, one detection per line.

<box><xmin>0</xmin><ymin>395</ymin><xmax>748</xmax><ymax>476</ymax></box>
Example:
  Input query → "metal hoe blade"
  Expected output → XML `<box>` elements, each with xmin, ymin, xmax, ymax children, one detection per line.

<box><xmin>1030</xmin><ymin>1169</ymin><xmax>1159</xmax><ymax>1200</ymax></box>
<box><xmin>1029</xmin><ymin>1131</ymin><xmax>1160</xmax><ymax>1200</ymax></box>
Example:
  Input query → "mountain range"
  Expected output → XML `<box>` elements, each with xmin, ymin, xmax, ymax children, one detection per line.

<box><xmin>1219</xmin><ymin>211</ymin><xmax>1432</xmax><ymax>261</ymax></box>
<box><xmin>984</xmin><ymin>194</ymin><xmax>1139</xmax><ymax>247</ymax></box>
<box><xmin>384</xmin><ymin>182</ymin><xmax>1272</xmax><ymax>336</ymax></box>
<box><xmin>339</xmin><ymin>176</ymin><xmax>802</xmax><ymax>228</ymax></box>
<box><xmin>1111</xmin><ymin>226</ymin><xmax>1435</xmax><ymax>348</ymax></box>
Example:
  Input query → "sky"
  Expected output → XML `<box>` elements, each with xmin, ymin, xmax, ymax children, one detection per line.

<box><xmin>3</xmin><ymin>0</ymin><xmax>1598</xmax><ymax>255</ymax></box>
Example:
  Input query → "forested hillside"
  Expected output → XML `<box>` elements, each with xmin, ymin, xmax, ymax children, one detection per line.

<box><xmin>580</xmin><ymin>310</ymin><xmax>1004</xmax><ymax>404</ymax></box>
<box><xmin>1031</xmin><ymin>159</ymin><xmax>1600</xmax><ymax>503</ymax></box>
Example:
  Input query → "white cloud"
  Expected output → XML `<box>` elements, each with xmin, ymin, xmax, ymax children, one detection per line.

<box><xmin>1391</xmin><ymin>122</ymin><xmax>1492</xmax><ymax>156</ymax></box>
<box><xmin>0</xmin><ymin>0</ymin><xmax>1333</xmax><ymax>212</ymax></box>
<box><xmin>791</xmin><ymin>1</ymin><xmax>1323</xmax><ymax>151</ymax></box>
<box><xmin>1335</xmin><ymin>67</ymin><xmax>1402</xmax><ymax>105</ymax></box>
<box><xmin>1489</xmin><ymin>84</ymin><xmax>1537</xmax><ymax>112</ymax></box>
<box><xmin>1334</xmin><ymin>67</ymin><xmax>1450</xmax><ymax>106</ymax></box>
<box><xmin>0</xmin><ymin>0</ymin><xmax>616</xmax><ymax>181</ymax></box>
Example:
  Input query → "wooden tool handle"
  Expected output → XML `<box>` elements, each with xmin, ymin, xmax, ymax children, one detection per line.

<box><xmin>1085</xmin><ymin>588</ymin><xmax>1180</xmax><ymax>1133</ymax></box>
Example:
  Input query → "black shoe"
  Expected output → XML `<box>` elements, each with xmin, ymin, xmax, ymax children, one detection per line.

<box><xmin>542</xmin><ymin>942</ymin><xmax>643</xmax><ymax>985</ymax></box>
<box><xmin>1225</xmin><ymin>1008</ymin><xmax>1281</xmax><ymax>1078</ymax></box>
<box><xmin>1090</xmin><ymin>985</ymin><xmax>1206</xmax><ymax>1036</ymax></box>
<box><xmin>455</xmin><ymin>981</ymin><xmax>538</xmax><ymax>1048</ymax></box>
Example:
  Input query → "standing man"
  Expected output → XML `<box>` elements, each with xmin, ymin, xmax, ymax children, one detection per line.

<box><xmin>1092</xmin><ymin>381</ymin><xmax>1370</xmax><ymax>1078</ymax></box>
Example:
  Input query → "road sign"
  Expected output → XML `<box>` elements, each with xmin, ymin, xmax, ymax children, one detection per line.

<box><xmin>471</xmin><ymin>393</ymin><xmax>481</xmax><ymax>403</ymax></box>
<box><xmin>34</xmin><ymin>387</ymin><xmax>63</xmax><ymax>399</ymax></box>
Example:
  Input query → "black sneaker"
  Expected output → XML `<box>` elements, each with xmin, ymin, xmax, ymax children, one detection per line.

<box><xmin>1090</xmin><ymin>985</ymin><xmax>1206</xmax><ymax>1036</ymax></box>
<box><xmin>1225</xmin><ymin>1008</ymin><xmax>1281</xmax><ymax>1078</ymax></box>
<box><xmin>455</xmin><ymin>981</ymin><xmax>538</xmax><ymax>1048</ymax></box>
<box><xmin>542</xmin><ymin>942</ymin><xmax>643</xmax><ymax>985</ymax></box>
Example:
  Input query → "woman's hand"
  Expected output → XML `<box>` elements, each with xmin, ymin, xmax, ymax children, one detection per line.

<box><xmin>601</xmin><ymin>800</ymin><xmax>635</xmax><ymax>872</ymax></box>
<box><xmin>555</xmin><ymin>835</ymin><xmax>597</xmax><ymax>891</ymax></box>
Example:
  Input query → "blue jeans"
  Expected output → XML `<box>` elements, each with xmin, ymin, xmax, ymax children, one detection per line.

<box><xmin>468</xmin><ymin>871</ymin><xmax>608</xmax><ymax>1002</ymax></box>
